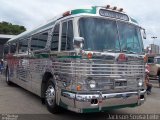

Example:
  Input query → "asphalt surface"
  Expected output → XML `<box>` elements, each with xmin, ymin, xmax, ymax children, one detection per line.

<box><xmin>0</xmin><ymin>75</ymin><xmax>160</xmax><ymax>120</ymax></box>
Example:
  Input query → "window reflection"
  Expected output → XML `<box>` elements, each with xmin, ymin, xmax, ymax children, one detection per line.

<box><xmin>79</xmin><ymin>17</ymin><xmax>143</xmax><ymax>53</ymax></box>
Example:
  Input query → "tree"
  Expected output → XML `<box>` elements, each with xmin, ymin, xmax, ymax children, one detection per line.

<box><xmin>0</xmin><ymin>21</ymin><xmax>26</xmax><ymax>35</ymax></box>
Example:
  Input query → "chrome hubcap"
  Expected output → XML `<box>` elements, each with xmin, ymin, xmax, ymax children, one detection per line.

<box><xmin>46</xmin><ymin>85</ymin><xmax>55</xmax><ymax>106</ymax></box>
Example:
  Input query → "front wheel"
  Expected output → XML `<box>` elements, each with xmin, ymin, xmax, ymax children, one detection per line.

<box><xmin>45</xmin><ymin>79</ymin><xmax>60</xmax><ymax>114</ymax></box>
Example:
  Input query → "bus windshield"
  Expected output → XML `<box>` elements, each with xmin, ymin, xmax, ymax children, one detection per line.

<box><xmin>79</xmin><ymin>17</ymin><xmax>143</xmax><ymax>53</ymax></box>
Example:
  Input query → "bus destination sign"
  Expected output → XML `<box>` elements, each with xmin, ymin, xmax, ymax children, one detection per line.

<box><xmin>99</xmin><ymin>9</ymin><xmax>129</xmax><ymax>21</ymax></box>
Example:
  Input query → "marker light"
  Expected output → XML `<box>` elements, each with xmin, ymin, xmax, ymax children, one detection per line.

<box><xmin>87</xmin><ymin>53</ymin><xmax>92</xmax><ymax>59</ymax></box>
<box><xmin>112</xmin><ymin>6</ymin><xmax>117</xmax><ymax>10</ymax></box>
<box><xmin>63</xmin><ymin>11</ymin><xmax>71</xmax><ymax>17</ymax></box>
<box><xmin>118</xmin><ymin>53</ymin><xmax>127</xmax><ymax>62</ymax></box>
<box><xmin>118</xmin><ymin>8</ymin><xmax>123</xmax><ymax>12</ymax></box>
<box><xmin>105</xmin><ymin>5</ymin><xmax>110</xmax><ymax>9</ymax></box>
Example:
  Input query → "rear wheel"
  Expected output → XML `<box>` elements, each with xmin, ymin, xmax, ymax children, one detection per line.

<box><xmin>6</xmin><ymin>68</ymin><xmax>12</xmax><ymax>85</ymax></box>
<box><xmin>45</xmin><ymin>79</ymin><xmax>60</xmax><ymax>114</ymax></box>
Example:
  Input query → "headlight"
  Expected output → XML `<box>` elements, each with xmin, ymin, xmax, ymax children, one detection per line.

<box><xmin>138</xmin><ymin>79</ymin><xmax>143</xmax><ymax>87</ymax></box>
<box><xmin>89</xmin><ymin>80</ymin><xmax>96</xmax><ymax>88</ymax></box>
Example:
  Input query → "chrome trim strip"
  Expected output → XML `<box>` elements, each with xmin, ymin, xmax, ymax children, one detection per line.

<box><xmin>75</xmin><ymin>91</ymin><xmax>138</xmax><ymax>102</ymax></box>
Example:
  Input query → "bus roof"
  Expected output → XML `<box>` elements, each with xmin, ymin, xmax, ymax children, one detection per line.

<box><xmin>7</xmin><ymin>5</ymin><xmax>139</xmax><ymax>43</ymax></box>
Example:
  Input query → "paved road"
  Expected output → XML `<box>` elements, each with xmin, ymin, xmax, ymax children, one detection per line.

<box><xmin>0</xmin><ymin>75</ymin><xmax>160</xmax><ymax>120</ymax></box>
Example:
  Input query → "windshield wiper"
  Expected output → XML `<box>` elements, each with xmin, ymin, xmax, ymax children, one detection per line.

<box><xmin>103</xmin><ymin>49</ymin><xmax>120</xmax><ymax>52</ymax></box>
<box><xmin>83</xmin><ymin>49</ymin><xmax>102</xmax><ymax>52</ymax></box>
<box><xmin>122</xmin><ymin>49</ymin><xmax>136</xmax><ymax>54</ymax></box>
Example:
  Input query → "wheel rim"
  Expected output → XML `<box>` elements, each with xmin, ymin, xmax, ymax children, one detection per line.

<box><xmin>46</xmin><ymin>85</ymin><xmax>55</xmax><ymax>106</ymax></box>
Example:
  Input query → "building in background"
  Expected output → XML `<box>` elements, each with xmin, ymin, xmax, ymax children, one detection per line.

<box><xmin>0</xmin><ymin>34</ymin><xmax>16</xmax><ymax>59</ymax></box>
<box><xmin>147</xmin><ymin>44</ymin><xmax>160</xmax><ymax>54</ymax></box>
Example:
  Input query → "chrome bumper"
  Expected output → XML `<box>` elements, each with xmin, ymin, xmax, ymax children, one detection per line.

<box><xmin>138</xmin><ymin>89</ymin><xmax>146</xmax><ymax>105</ymax></box>
<box><xmin>60</xmin><ymin>89</ymin><xmax>146</xmax><ymax>113</ymax></box>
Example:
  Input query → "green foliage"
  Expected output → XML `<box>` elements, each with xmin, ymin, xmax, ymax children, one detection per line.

<box><xmin>0</xmin><ymin>21</ymin><xmax>26</xmax><ymax>35</ymax></box>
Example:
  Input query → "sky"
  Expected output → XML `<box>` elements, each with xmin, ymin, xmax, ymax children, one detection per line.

<box><xmin>0</xmin><ymin>0</ymin><xmax>160</xmax><ymax>47</ymax></box>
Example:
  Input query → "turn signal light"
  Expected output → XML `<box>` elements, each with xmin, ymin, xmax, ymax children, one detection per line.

<box><xmin>76</xmin><ymin>85</ymin><xmax>81</xmax><ymax>91</ymax></box>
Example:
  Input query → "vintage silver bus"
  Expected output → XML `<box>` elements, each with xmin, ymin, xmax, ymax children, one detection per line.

<box><xmin>4</xmin><ymin>5</ymin><xmax>146</xmax><ymax>113</ymax></box>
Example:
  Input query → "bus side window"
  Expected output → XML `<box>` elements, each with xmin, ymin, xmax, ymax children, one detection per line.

<box><xmin>51</xmin><ymin>24</ymin><xmax>59</xmax><ymax>51</ymax></box>
<box><xmin>18</xmin><ymin>39</ymin><xmax>28</xmax><ymax>53</ymax></box>
<box><xmin>31</xmin><ymin>31</ymin><xmax>48</xmax><ymax>51</ymax></box>
<box><xmin>61</xmin><ymin>22</ymin><xmax>67</xmax><ymax>50</ymax></box>
<box><xmin>4</xmin><ymin>45</ymin><xmax>9</xmax><ymax>55</ymax></box>
<box><xmin>38</xmin><ymin>32</ymin><xmax>48</xmax><ymax>49</ymax></box>
<box><xmin>31</xmin><ymin>34</ymin><xmax>39</xmax><ymax>51</ymax></box>
<box><xmin>10</xmin><ymin>43</ymin><xmax>17</xmax><ymax>54</ymax></box>
<box><xmin>61</xmin><ymin>20</ymin><xmax>73</xmax><ymax>51</ymax></box>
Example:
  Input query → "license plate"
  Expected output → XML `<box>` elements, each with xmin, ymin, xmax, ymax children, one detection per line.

<box><xmin>115</xmin><ymin>81</ymin><xmax>127</xmax><ymax>87</ymax></box>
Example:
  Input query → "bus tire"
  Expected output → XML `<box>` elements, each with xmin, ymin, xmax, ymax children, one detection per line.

<box><xmin>45</xmin><ymin>79</ymin><xmax>60</xmax><ymax>114</ymax></box>
<box><xmin>6</xmin><ymin>68</ymin><xmax>12</xmax><ymax>85</ymax></box>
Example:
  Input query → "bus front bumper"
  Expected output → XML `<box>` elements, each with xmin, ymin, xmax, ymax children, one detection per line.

<box><xmin>60</xmin><ymin>89</ymin><xmax>146</xmax><ymax>113</ymax></box>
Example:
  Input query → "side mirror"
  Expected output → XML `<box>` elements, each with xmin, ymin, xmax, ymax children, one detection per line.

<box><xmin>73</xmin><ymin>37</ymin><xmax>84</xmax><ymax>53</ymax></box>
<box><xmin>142</xmin><ymin>29</ymin><xmax>146</xmax><ymax>39</ymax></box>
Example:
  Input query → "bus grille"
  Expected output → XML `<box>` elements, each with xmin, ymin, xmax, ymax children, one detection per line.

<box><xmin>52</xmin><ymin>59</ymin><xmax>145</xmax><ymax>91</ymax></box>
<box><xmin>52</xmin><ymin>59</ymin><xmax>145</xmax><ymax>77</ymax></box>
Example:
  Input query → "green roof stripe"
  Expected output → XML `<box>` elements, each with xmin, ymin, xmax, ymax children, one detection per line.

<box><xmin>71</xmin><ymin>7</ymin><xmax>97</xmax><ymax>15</ymax></box>
<box><xmin>34</xmin><ymin>53</ymin><xmax>49</xmax><ymax>58</ymax></box>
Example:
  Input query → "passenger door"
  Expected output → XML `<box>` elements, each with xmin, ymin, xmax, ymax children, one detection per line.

<box><xmin>30</xmin><ymin>30</ymin><xmax>50</xmax><ymax>95</ymax></box>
